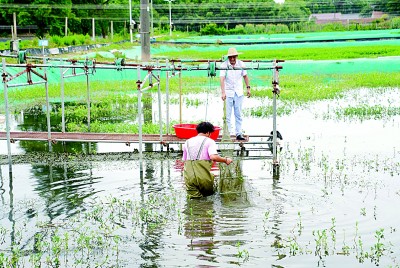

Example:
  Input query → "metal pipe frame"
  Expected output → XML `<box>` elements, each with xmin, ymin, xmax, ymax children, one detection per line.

<box><xmin>1</xmin><ymin>57</ymin><xmax>283</xmax><ymax>170</ymax></box>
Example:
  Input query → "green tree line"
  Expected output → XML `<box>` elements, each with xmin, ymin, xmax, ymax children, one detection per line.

<box><xmin>0</xmin><ymin>0</ymin><xmax>399</xmax><ymax>38</ymax></box>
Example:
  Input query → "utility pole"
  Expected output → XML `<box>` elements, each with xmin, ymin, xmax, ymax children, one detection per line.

<box><xmin>140</xmin><ymin>0</ymin><xmax>150</xmax><ymax>61</ymax></box>
<box><xmin>164</xmin><ymin>0</ymin><xmax>173</xmax><ymax>37</ymax></box>
<box><xmin>111</xmin><ymin>21</ymin><xmax>114</xmax><ymax>40</ymax></box>
<box><xmin>150</xmin><ymin>0</ymin><xmax>153</xmax><ymax>36</ymax></box>
<box><xmin>13</xmin><ymin>12</ymin><xmax>17</xmax><ymax>40</ymax></box>
<box><xmin>92</xmin><ymin>18</ymin><xmax>95</xmax><ymax>41</ymax></box>
<box><xmin>65</xmin><ymin>17</ymin><xmax>68</xmax><ymax>36</ymax></box>
<box><xmin>129</xmin><ymin>0</ymin><xmax>133</xmax><ymax>43</ymax></box>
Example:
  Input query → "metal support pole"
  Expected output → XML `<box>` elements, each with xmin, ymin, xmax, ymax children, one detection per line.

<box><xmin>60</xmin><ymin>60</ymin><xmax>65</xmax><ymax>133</ymax></box>
<box><xmin>2</xmin><ymin>59</ymin><xmax>13</xmax><ymax>173</ymax></box>
<box><xmin>137</xmin><ymin>66</ymin><xmax>143</xmax><ymax>173</ymax></box>
<box><xmin>179</xmin><ymin>70</ymin><xmax>182</xmax><ymax>124</ymax></box>
<box><xmin>165</xmin><ymin>60</ymin><xmax>170</xmax><ymax>136</ymax></box>
<box><xmin>156</xmin><ymin>61</ymin><xmax>163</xmax><ymax>150</ymax></box>
<box><xmin>272</xmin><ymin>60</ymin><xmax>279</xmax><ymax>168</ymax></box>
<box><xmin>86</xmin><ymin>62</ymin><xmax>91</xmax><ymax>132</ymax></box>
<box><xmin>44</xmin><ymin>58</ymin><xmax>52</xmax><ymax>152</ymax></box>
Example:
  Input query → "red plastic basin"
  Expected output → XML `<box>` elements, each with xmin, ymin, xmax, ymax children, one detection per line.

<box><xmin>173</xmin><ymin>124</ymin><xmax>221</xmax><ymax>140</ymax></box>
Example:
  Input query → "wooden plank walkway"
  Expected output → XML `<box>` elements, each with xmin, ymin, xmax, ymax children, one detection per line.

<box><xmin>0</xmin><ymin>131</ymin><xmax>258</xmax><ymax>145</ymax></box>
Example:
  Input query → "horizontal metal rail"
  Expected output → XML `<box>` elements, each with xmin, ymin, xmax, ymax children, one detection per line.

<box><xmin>0</xmin><ymin>131</ymin><xmax>272</xmax><ymax>145</ymax></box>
<box><xmin>2</xmin><ymin>63</ymin><xmax>281</xmax><ymax>71</ymax></box>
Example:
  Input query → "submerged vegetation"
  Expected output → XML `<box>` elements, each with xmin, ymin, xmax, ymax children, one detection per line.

<box><xmin>1</xmin><ymin>35</ymin><xmax>400</xmax><ymax>266</ymax></box>
<box><xmin>0</xmin><ymin>140</ymin><xmax>399</xmax><ymax>266</ymax></box>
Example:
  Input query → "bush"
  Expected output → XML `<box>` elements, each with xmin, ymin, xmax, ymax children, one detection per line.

<box><xmin>255</xmin><ymin>24</ymin><xmax>266</xmax><ymax>33</ymax></box>
<box><xmin>200</xmin><ymin>23</ymin><xmax>227</xmax><ymax>35</ymax></box>
<box><xmin>275</xmin><ymin>24</ymin><xmax>290</xmax><ymax>33</ymax></box>
<box><xmin>392</xmin><ymin>17</ymin><xmax>400</xmax><ymax>29</ymax></box>
<box><xmin>50</xmin><ymin>35</ymin><xmax>62</xmax><ymax>47</ymax></box>
<box><xmin>76</xmin><ymin>34</ymin><xmax>87</xmax><ymax>45</ymax></box>
<box><xmin>244</xmin><ymin>24</ymin><xmax>256</xmax><ymax>34</ymax></box>
<box><xmin>322</xmin><ymin>22</ymin><xmax>346</xmax><ymax>32</ymax></box>
<box><xmin>230</xmin><ymin>24</ymin><xmax>245</xmax><ymax>34</ymax></box>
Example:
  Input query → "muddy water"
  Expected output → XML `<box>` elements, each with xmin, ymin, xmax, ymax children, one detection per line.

<box><xmin>0</xmin><ymin>87</ymin><xmax>399</xmax><ymax>267</ymax></box>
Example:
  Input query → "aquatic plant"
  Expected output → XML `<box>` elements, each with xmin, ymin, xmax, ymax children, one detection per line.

<box><xmin>235</xmin><ymin>241</ymin><xmax>249</xmax><ymax>261</ymax></box>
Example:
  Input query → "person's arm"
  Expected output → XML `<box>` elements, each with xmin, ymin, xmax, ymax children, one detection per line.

<box><xmin>210</xmin><ymin>154</ymin><xmax>233</xmax><ymax>165</ymax></box>
<box><xmin>243</xmin><ymin>75</ymin><xmax>251</xmax><ymax>97</ymax></box>
<box><xmin>220</xmin><ymin>76</ymin><xmax>226</xmax><ymax>101</ymax></box>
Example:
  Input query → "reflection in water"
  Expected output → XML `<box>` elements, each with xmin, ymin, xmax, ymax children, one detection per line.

<box><xmin>8</xmin><ymin>173</ymin><xmax>15</xmax><ymax>247</ymax></box>
<box><xmin>270</xmin><ymin>176</ymin><xmax>285</xmax><ymax>261</ymax></box>
<box><xmin>184</xmin><ymin>198</ymin><xmax>216</xmax><ymax>263</ymax></box>
<box><xmin>138</xmin><ymin>159</ymin><xmax>170</xmax><ymax>267</ymax></box>
<box><xmin>31</xmin><ymin>161</ymin><xmax>100</xmax><ymax>219</ymax></box>
<box><xmin>181</xmin><ymin>159</ymin><xmax>250</xmax><ymax>265</ymax></box>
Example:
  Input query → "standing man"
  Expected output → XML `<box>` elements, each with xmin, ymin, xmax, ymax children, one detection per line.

<box><xmin>182</xmin><ymin>122</ymin><xmax>233</xmax><ymax>198</ymax></box>
<box><xmin>220</xmin><ymin>47</ymin><xmax>251</xmax><ymax>140</ymax></box>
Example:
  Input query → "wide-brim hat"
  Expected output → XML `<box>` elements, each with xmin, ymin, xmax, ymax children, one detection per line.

<box><xmin>226</xmin><ymin>47</ymin><xmax>241</xmax><ymax>57</ymax></box>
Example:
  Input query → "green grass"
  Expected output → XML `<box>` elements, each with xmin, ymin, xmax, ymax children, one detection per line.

<box><xmin>250</xmin><ymin>72</ymin><xmax>400</xmax><ymax>102</ymax></box>
<box><xmin>154</xmin><ymin>44</ymin><xmax>400</xmax><ymax>61</ymax></box>
<box><xmin>336</xmin><ymin>105</ymin><xmax>400</xmax><ymax>120</ymax></box>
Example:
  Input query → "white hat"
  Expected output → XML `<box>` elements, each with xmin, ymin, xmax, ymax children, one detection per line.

<box><xmin>226</xmin><ymin>47</ymin><xmax>241</xmax><ymax>57</ymax></box>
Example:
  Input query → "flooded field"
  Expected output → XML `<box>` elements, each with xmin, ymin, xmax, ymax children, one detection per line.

<box><xmin>0</xmin><ymin>84</ymin><xmax>399</xmax><ymax>267</ymax></box>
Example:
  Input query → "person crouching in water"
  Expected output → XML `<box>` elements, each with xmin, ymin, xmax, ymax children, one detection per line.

<box><xmin>182</xmin><ymin>122</ymin><xmax>233</xmax><ymax>198</ymax></box>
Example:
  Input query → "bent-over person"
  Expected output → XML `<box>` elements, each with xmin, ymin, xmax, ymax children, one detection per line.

<box><xmin>182</xmin><ymin>122</ymin><xmax>233</xmax><ymax>198</ymax></box>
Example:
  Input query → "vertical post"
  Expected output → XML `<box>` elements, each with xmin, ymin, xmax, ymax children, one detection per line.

<box><xmin>111</xmin><ymin>21</ymin><xmax>114</xmax><ymax>40</ymax></box>
<box><xmin>13</xmin><ymin>12</ymin><xmax>17</xmax><ymax>40</ymax></box>
<box><xmin>168</xmin><ymin>0</ymin><xmax>172</xmax><ymax>36</ymax></box>
<box><xmin>11</xmin><ymin>26</ymin><xmax>14</xmax><ymax>40</ymax></box>
<box><xmin>150</xmin><ymin>0</ymin><xmax>154</xmax><ymax>36</ymax></box>
<box><xmin>164</xmin><ymin>0</ymin><xmax>173</xmax><ymax>37</ymax></box>
<box><xmin>137</xmin><ymin>66</ymin><xmax>143</xmax><ymax>173</ymax></box>
<box><xmin>140</xmin><ymin>0</ymin><xmax>151</xmax><ymax>62</ymax></box>
<box><xmin>156</xmin><ymin>62</ymin><xmax>163</xmax><ymax>148</ymax></box>
<box><xmin>272</xmin><ymin>60</ymin><xmax>279</xmax><ymax>168</ymax></box>
<box><xmin>165</xmin><ymin>60</ymin><xmax>170</xmax><ymax>136</ymax></box>
<box><xmin>65</xmin><ymin>17</ymin><xmax>68</xmax><ymax>37</ymax></box>
<box><xmin>179</xmin><ymin>69</ymin><xmax>182</xmax><ymax>124</ymax></box>
<box><xmin>86</xmin><ymin>59</ymin><xmax>91</xmax><ymax>132</ymax></box>
<box><xmin>129</xmin><ymin>0</ymin><xmax>133</xmax><ymax>43</ymax></box>
<box><xmin>92</xmin><ymin>18</ymin><xmax>95</xmax><ymax>41</ymax></box>
<box><xmin>44</xmin><ymin>58</ymin><xmax>52</xmax><ymax>152</ymax></box>
<box><xmin>60</xmin><ymin>60</ymin><xmax>65</xmax><ymax>132</ymax></box>
<box><xmin>2</xmin><ymin>59</ymin><xmax>13</xmax><ymax>173</ymax></box>
<box><xmin>86</xmin><ymin>60</ymin><xmax>91</xmax><ymax>154</ymax></box>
